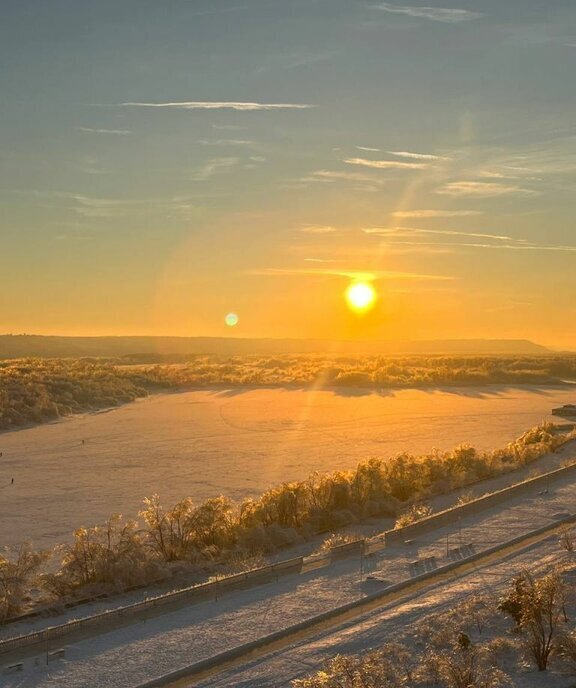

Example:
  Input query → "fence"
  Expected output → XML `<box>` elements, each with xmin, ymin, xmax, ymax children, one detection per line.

<box><xmin>2</xmin><ymin>460</ymin><xmax>576</xmax><ymax>658</ymax></box>
<box><xmin>0</xmin><ymin>559</ymin><xmax>304</xmax><ymax>656</ymax></box>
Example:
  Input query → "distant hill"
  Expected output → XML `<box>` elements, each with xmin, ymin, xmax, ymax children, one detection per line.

<box><xmin>0</xmin><ymin>335</ymin><xmax>551</xmax><ymax>359</ymax></box>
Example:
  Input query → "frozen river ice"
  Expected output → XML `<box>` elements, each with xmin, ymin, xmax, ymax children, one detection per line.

<box><xmin>0</xmin><ymin>385</ymin><xmax>575</xmax><ymax>548</ymax></box>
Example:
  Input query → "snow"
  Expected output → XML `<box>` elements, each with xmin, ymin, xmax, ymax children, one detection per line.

<box><xmin>198</xmin><ymin>543</ymin><xmax>573</xmax><ymax>688</ymax></box>
<box><xmin>1</xmin><ymin>386</ymin><xmax>575</xmax><ymax>550</ymax></box>
<box><xmin>3</xmin><ymin>466</ymin><xmax>576</xmax><ymax>687</ymax></box>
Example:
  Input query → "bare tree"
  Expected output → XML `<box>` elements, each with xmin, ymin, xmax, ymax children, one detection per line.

<box><xmin>519</xmin><ymin>571</ymin><xmax>567</xmax><ymax>671</ymax></box>
<box><xmin>559</xmin><ymin>528</ymin><xmax>575</xmax><ymax>553</ymax></box>
<box><xmin>434</xmin><ymin>644</ymin><xmax>511</xmax><ymax>688</ymax></box>
<box><xmin>291</xmin><ymin>648</ymin><xmax>408</xmax><ymax>688</ymax></box>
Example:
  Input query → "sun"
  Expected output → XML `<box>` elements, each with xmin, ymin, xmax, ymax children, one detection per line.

<box><xmin>345</xmin><ymin>281</ymin><xmax>377</xmax><ymax>312</ymax></box>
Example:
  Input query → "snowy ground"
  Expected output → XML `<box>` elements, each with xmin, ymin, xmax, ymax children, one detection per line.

<box><xmin>3</xmin><ymin>468</ymin><xmax>576</xmax><ymax>687</ymax></box>
<box><xmin>198</xmin><ymin>542</ymin><xmax>576</xmax><ymax>688</ymax></box>
<box><xmin>1</xmin><ymin>385</ymin><xmax>575</xmax><ymax>549</ymax></box>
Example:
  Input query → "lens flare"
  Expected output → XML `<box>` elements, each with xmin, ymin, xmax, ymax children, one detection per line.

<box><xmin>225</xmin><ymin>312</ymin><xmax>239</xmax><ymax>327</ymax></box>
<box><xmin>345</xmin><ymin>282</ymin><xmax>376</xmax><ymax>312</ymax></box>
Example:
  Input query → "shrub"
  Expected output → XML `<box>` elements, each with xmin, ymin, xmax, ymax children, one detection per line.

<box><xmin>315</xmin><ymin>533</ymin><xmax>361</xmax><ymax>554</ymax></box>
<box><xmin>394</xmin><ymin>504</ymin><xmax>433</xmax><ymax>529</ymax></box>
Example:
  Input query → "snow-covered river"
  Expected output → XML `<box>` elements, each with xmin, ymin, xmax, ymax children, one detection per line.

<box><xmin>1</xmin><ymin>385</ymin><xmax>575</xmax><ymax>548</ymax></box>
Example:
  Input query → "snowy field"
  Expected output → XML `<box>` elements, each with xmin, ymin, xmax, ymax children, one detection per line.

<box><xmin>1</xmin><ymin>385</ymin><xmax>575</xmax><ymax>549</ymax></box>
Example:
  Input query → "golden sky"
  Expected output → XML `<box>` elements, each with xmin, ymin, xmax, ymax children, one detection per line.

<box><xmin>1</xmin><ymin>1</ymin><xmax>576</xmax><ymax>347</ymax></box>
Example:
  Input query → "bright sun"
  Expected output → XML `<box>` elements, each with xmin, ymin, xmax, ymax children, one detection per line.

<box><xmin>345</xmin><ymin>281</ymin><xmax>377</xmax><ymax>312</ymax></box>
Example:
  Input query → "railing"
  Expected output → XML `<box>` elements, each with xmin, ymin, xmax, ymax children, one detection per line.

<box><xmin>2</xmin><ymin>459</ymin><xmax>575</xmax><ymax>658</ymax></box>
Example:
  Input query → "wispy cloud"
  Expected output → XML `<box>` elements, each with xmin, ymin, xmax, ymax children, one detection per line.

<box><xmin>197</xmin><ymin>139</ymin><xmax>255</xmax><ymax>146</ymax></box>
<box><xmin>345</xmin><ymin>157</ymin><xmax>430</xmax><ymax>170</ymax></box>
<box><xmin>382</xmin><ymin>240</ymin><xmax>576</xmax><ymax>253</ymax></box>
<box><xmin>299</xmin><ymin>225</ymin><xmax>338</xmax><ymax>233</ymax></box>
<box><xmin>212</xmin><ymin>124</ymin><xmax>243</xmax><ymax>131</ymax></box>
<box><xmin>388</xmin><ymin>150</ymin><xmax>450</xmax><ymax>161</ymax></box>
<box><xmin>77</xmin><ymin>127</ymin><xmax>131</xmax><ymax>135</ymax></box>
<box><xmin>437</xmin><ymin>181</ymin><xmax>538</xmax><ymax>197</ymax></box>
<box><xmin>69</xmin><ymin>194</ymin><xmax>198</xmax><ymax>218</ymax></box>
<box><xmin>3</xmin><ymin>189</ymin><xmax>202</xmax><ymax>219</ymax></box>
<box><xmin>190</xmin><ymin>157</ymin><xmax>240</xmax><ymax>181</ymax></box>
<box><xmin>356</xmin><ymin>146</ymin><xmax>380</xmax><ymax>152</ymax></box>
<box><xmin>393</xmin><ymin>209</ymin><xmax>483</xmax><ymax>218</ymax></box>
<box><xmin>248</xmin><ymin>267</ymin><xmax>455</xmax><ymax>281</ymax></box>
<box><xmin>364</xmin><ymin>227</ymin><xmax>519</xmax><ymax>242</ymax></box>
<box><xmin>305</xmin><ymin>170</ymin><xmax>385</xmax><ymax>183</ymax></box>
<box><xmin>116</xmin><ymin>101</ymin><xmax>314</xmax><ymax>111</ymax></box>
<box><xmin>375</xmin><ymin>3</ymin><xmax>482</xmax><ymax>23</ymax></box>
<box><xmin>295</xmin><ymin>170</ymin><xmax>386</xmax><ymax>191</ymax></box>
<box><xmin>364</xmin><ymin>225</ymin><xmax>576</xmax><ymax>253</ymax></box>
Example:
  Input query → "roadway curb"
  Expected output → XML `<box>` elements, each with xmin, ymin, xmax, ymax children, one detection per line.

<box><xmin>135</xmin><ymin>513</ymin><xmax>576</xmax><ymax>688</ymax></box>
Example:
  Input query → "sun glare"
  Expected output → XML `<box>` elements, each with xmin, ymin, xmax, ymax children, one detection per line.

<box><xmin>345</xmin><ymin>281</ymin><xmax>377</xmax><ymax>313</ymax></box>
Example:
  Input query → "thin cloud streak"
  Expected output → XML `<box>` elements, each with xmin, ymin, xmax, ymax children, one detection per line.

<box><xmin>303</xmin><ymin>258</ymin><xmax>338</xmax><ymax>263</ymax></box>
<box><xmin>345</xmin><ymin>157</ymin><xmax>430</xmax><ymax>170</ymax></box>
<box><xmin>190</xmin><ymin>157</ymin><xmax>240</xmax><ymax>180</ymax></box>
<box><xmin>299</xmin><ymin>225</ymin><xmax>337</xmax><ymax>233</ymax></box>
<box><xmin>388</xmin><ymin>151</ymin><xmax>450</xmax><ymax>161</ymax></box>
<box><xmin>197</xmin><ymin>139</ymin><xmax>255</xmax><ymax>146</ymax></box>
<box><xmin>116</xmin><ymin>101</ymin><xmax>314</xmax><ymax>111</ymax></box>
<box><xmin>393</xmin><ymin>209</ymin><xmax>483</xmax><ymax>218</ymax></box>
<box><xmin>385</xmin><ymin>240</ymin><xmax>576</xmax><ymax>253</ymax></box>
<box><xmin>248</xmin><ymin>267</ymin><xmax>456</xmax><ymax>281</ymax></box>
<box><xmin>437</xmin><ymin>181</ymin><xmax>538</xmax><ymax>197</ymax></box>
<box><xmin>77</xmin><ymin>127</ymin><xmax>132</xmax><ymax>135</ymax></box>
<box><xmin>308</xmin><ymin>170</ymin><xmax>384</xmax><ymax>183</ymax></box>
<box><xmin>364</xmin><ymin>227</ymin><xmax>520</xmax><ymax>242</ymax></box>
<box><xmin>375</xmin><ymin>3</ymin><xmax>482</xmax><ymax>23</ymax></box>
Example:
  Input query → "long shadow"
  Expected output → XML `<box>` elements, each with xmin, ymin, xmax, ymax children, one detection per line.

<box><xmin>204</xmin><ymin>382</ymin><xmax>575</xmax><ymax>401</ymax></box>
<box><xmin>2</xmin><ymin>381</ymin><xmax>573</xmax><ymax>438</ymax></box>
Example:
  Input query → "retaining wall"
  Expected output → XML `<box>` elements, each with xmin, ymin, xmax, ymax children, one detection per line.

<box><xmin>385</xmin><ymin>460</ymin><xmax>576</xmax><ymax>545</ymax></box>
<box><xmin>135</xmin><ymin>513</ymin><xmax>576</xmax><ymax>688</ymax></box>
<box><xmin>3</xmin><ymin>460</ymin><xmax>576</xmax><ymax>659</ymax></box>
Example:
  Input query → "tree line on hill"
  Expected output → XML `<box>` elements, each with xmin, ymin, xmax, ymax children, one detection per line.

<box><xmin>133</xmin><ymin>353</ymin><xmax>576</xmax><ymax>388</ymax></box>
<box><xmin>0</xmin><ymin>359</ymin><xmax>160</xmax><ymax>430</ymax></box>
<box><xmin>2</xmin><ymin>355</ymin><xmax>576</xmax><ymax>431</ymax></box>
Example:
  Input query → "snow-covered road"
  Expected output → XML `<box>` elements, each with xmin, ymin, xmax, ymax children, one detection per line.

<box><xmin>198</xmin><ymin>540</ymin><xmax>571</xmax><ymax>688</ymax></box>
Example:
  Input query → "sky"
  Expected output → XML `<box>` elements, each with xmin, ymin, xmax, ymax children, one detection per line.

<box><xmin>1</xmin><ymin>0</ymin><xmax>576</xmax><ymax>346</ymax></box>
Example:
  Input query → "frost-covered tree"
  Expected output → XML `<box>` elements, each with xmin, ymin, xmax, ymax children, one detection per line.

<box><xmin>499</xmin><ymin>570</ymin><xmax>566</xmax><ymax>671</ymax></box>
<box><xmin>0</xmin><ymin>543</ymin><xmax>49</xmax><ymax>620</ymax></box>
<box><xmin>47</xmin><ymin>515</ymin><xmax>153</xmax><ymax>592</ymax></box>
